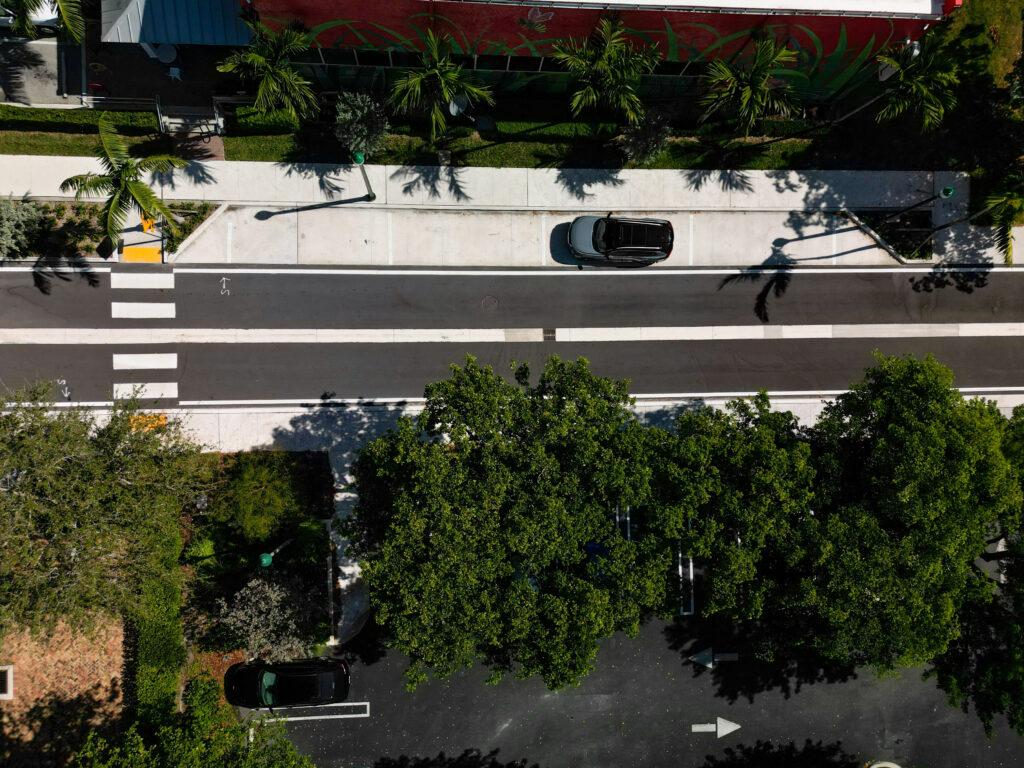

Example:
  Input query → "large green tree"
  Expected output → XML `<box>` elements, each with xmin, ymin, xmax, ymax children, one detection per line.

<box><xmin>348</xmin><ymin>356</ymin><xmax>669</xmax><ymax>690</ymax></box>
<box><xmin>551</xmin><ymin>17</ymin><xmax>661</xmax><ymax>126</ymax></box>
<box><xmin>698</xmin><ymin>38</ymin><xmax>800</xmax><ymax>136</ymax></box>
<box><xmin>651</xmin><ymin>394</ymin><xmax>816</xmax><ymax>630</ymax></box>
<box><xmin>0</xmin><ymin>385</ymin><xmax>209</xmax><ymax>639</ymax></box>
<box><xmin>805</xmin><ymin>353</ymin><xmax>1021</xmax><ymax>670</ymax></box>
<box><xmin>60</xmin><ymin>113</ymin><xmax>186</xmax><ymax>253</ymax></box>
<box><xmin>74</xmin><ymin>675</ymin><xmax>315</xmax><ymax>768</ymax></box>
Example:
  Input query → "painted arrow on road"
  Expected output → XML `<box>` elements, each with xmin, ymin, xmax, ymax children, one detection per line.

<box><xmin>691</xmin><ymin>717</ymin><xmax>742</xmax><ymax>739</ymax></box>
<box><xmin>688</xmin><ymin>647</ymin><xmax>740</xmax><ymax>669</ymax></box>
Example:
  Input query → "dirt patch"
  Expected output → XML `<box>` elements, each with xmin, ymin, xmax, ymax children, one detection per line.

<box><xmin>0</xmin><ymin>616</ymin><xmax>124</xmax><ymax>767</ymax></box>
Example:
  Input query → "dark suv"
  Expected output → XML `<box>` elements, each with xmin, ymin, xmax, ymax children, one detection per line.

<box><xmin>567</xmin><ymin>214</ymin><xmax>673</xmax><ymax>266</ymax></box>
<box><xmin>224</xmin><ymin>658</ymin><xmax>350</xmax><ymax>710</ymax></box>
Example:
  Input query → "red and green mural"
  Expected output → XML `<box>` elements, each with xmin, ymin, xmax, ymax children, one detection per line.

<box><xmin>246</xmin><ymin>0</ymin><xmax>955</xmax><ymax>96</ymax></box>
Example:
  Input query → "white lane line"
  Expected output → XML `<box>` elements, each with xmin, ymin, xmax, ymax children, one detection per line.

<box><xmin>110</xmin><ymin>273</ymin><xmax>175</xmax><ymax>290</ymax></box>
<box><xmin>113</xmin><ymin>382</ymin><xmax>179</xmax><ymax>400</ymax></box>
<box><xmin>6</xmin><ymin>322</ymin><xmax>1024</xmax><ymax>345</ymax></box>
<box><xmin>112</xmin><ymin>353</ymin><xmax>178</xmax><ymax>370</ymax></box>
<box><xmin>173</xmin><ymin>266</ymin><xmax>1014</xmax><ymax>276</ymax></box>
<box><xmin>268</xmin><ymin>701</ymin><xmax>371</xmax><ymax>722</ymax></box>
<box><xmin>111</xmin><ymin>302</ymin><xmax>176</xmax><ymax>319</ymax></box>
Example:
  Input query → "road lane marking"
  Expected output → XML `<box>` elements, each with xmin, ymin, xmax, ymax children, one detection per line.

<box><xmin>111</xmin><ymin>302</ymin><xmax>176</xmax><ymax>319</ymax></box>
<box><xmin>113</xmin><ymin>382</ymin><xmax>179</xmax><ymax>399</ymax></box>
<box><xmin>112</xmin><ymin>353</ymin><xmax>178</xmax><ymax>370</ymax></box>
<box><xmin>111</xmin><ymin>273</ymin><xmax>174</xmax><ymax>289</ymax></box>
<box><xmin>173</xmin><ymin>266</ymin><xmax>1014</xmax><ymax>276</ymax></box>
<box><xmin>269</xmin><ymin>701</ymin><xmax>370</xmax><ymax>722</ymax></box>
<box><xmin>7</xmin><ymin>322</ymin><xmax>1024</xmax><ymax>345</ymax></box>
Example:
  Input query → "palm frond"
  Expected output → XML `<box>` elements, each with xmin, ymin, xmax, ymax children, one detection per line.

<box><xmin>95</xmin><ymin>113</ymin><xmax>130</xmax><ymax>171</ymax></box>
<box><xmin>59</xmin><ymin>173</ymin><xmax>113</xmax><ymax>199</ymax></box>
<box><xmin>99</xmin><ymin>189</ymin><xmax>130</xmax><ymax>246</ymax></box>
<box><xmin>126</xmin><ymin>181</ymin><xmax>180</xmax><ymax>235</ymax></box>
<box><xmin>54</xmin><ymin>0</ymin><xmax>83</xmax><ymax>41</ymax></box>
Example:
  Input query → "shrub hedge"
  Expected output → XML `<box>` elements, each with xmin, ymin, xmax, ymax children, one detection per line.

<box><xmin>0</xmin><ymin>105</ymin><xmax>158</xmax><ymax>135</ymax></box>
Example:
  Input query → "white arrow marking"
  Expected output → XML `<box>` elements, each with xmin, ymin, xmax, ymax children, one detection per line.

<box><xmin>688</xmin><ymin>647</ymin><xmax>740</xmax><ymax>669</ymax></box>
<box><xmin>688</xmin><ymin>647</ymin><xmax>715</xmax><ymax>669</ymax></box>
<box><xmin>691</xmin><ymin>717</ymin><xmax>741</xmax><ymax>739</ymax></box>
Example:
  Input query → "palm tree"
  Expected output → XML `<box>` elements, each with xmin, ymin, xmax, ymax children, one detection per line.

<box><xmin>217</xmin><ymin>17</ymin><xmax>319</xmax><ymax>121</ymax></box>
<box><xmin>390</xmin><ymin>29</ymin><xmax>494</xmax><ymax>143</ymax></box>
<box><xmin>824</xmin><ymin>37</ymin><xmax>958</xmax><ymax>132</ymax></box>
<box><xmin>551</xmin><ymin>17</ymin><xmax>661</xmax><ymax>126</ymax></box>
<box><xmin>698</xmin><ymin>38</ymin><xmax>799</xmax><ymax>136</ymax></box>
<box><xmin>983</xmin><ymin>172</ymin><xmax>1024</xmax><ymax>264</ymax></box>
<box><xmin>7</xmin><ymin>0</ymin><xmax>83</xmax><ymax>41</ymax></box>
<box><xmin>60</xmin><ymin>113</ymin><xmax>186</xmax><ymax>251</ymax></box>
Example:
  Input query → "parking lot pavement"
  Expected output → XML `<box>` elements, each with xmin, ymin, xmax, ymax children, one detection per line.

<box><xmin>283</xmin><ymin>619</ymin><xmax>1024</xmax><ymax>768</ymax></box>
<box><xmin>171</xmin><ymin>206</ymin><xmax>893</xmax><ymax>268</ymax></box>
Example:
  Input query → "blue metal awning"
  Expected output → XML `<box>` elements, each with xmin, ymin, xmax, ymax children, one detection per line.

<box><xmin>101</xmin><ymin>0</ymin><xmax>252</xmax><ymax>46</ymax></box>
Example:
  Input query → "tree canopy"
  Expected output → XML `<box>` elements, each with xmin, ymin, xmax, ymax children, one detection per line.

<box><xmin>805</xmin><ymin>353</ymin><xmax>1021</xmax><ymax>670</ymax></box>
<box><xmin>0</xmin><ymin>386</ymin><xmax>210</xmax><ymax>639</ymax></box>
<box><xmin>349</xmin><ymin>356</ymin><xmax>669</xmax><ymax>690</ymax></box>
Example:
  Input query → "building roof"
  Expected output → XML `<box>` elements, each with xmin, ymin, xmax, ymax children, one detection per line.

<box><xmin>101</xmin><ymin>0</ymin><xmax>252</xmax><ymax>45</ymax></box>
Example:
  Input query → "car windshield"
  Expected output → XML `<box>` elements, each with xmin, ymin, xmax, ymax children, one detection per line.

<box><xmin>593</xmin><ymin>218</ymin><xmax>614</xmax><ymax>252</ymax></box>
<box><xmin>258</xmin><ymin>671</ymin><xmax>278</xmax><ymax>707</ymax></box>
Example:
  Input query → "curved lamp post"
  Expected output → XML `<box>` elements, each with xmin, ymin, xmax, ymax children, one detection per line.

<box><xmin>353</xmin><ymin>152</ymin><xmax>376</xmax><ymax>202</ymax></box>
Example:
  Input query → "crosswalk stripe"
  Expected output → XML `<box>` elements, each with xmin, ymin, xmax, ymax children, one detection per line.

<box><xmin>111</xmin><ymin>302</ymin><xmax>176</xmax><ymax>319</ymax></box>
<box><xmin>110</xmin><ymin>273</ymin><xmax>174</xmax><ymax>290</ymax></box>
<box><xmin>113</xmin><ymin>382</ymin><xmax>178</xmax><ymax>400</ymax></box>
<box><xmin>112</xmin><ymin>353</ymin><xmax>178</xmax><ymax>370</ymax></box>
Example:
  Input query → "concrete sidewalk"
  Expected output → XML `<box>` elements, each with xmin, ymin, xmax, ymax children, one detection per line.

<box><xmin>0</xmin><ymin>154</ymin><xmax>964</xmax><ymax>213</ymax></box>
<box><xmin>7</xmin><ymin>153</ymin><xmax>1012</xmax><ymax>267</ymax></box>
<box><xmin>170</xmin><ymin>206</ymin><xmax>895</xmax><ymax>267</ymax></box>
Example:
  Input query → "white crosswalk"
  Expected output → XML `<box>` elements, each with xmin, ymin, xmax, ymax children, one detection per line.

<box><xmin>110</xmin><ymin>271</ymin><xmax>179</xmax><ymax>401</ymax></box>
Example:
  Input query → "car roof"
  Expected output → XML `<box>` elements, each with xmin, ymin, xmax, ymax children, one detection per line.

<box><xmin>605</xmin><ymin>218</ymin><xmax>672</xmax><ymax>251</ymax></box>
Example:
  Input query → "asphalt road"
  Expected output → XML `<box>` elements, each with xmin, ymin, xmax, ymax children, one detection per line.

<box><xmin>1</xmin><ymin>265</ymin><xmax>1023</xmax><ymax>404</ymax></box>
<box><xmin>282</xmin><ymin>617</ymin><xmax>1021</xmax><ymax>768</ymax></box>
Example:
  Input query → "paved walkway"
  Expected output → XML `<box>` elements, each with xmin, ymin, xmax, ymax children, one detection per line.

<box><xmin>2</xmin><ymin>154</ymin><xmax>1016</xmax><ymax>266</ymax></box>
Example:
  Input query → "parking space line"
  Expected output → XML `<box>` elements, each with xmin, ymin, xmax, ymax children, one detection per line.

<box><xmin>271</xmin><ymin>701</ymin><xmax>371</xmax><ymax>722</ymax></box>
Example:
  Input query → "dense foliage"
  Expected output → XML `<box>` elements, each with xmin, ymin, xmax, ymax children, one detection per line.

<box><xmin>0</xmin><ymin>197</ymin><xmax>43</xmax><ymax>260</ymax></box>
<box><xmin>0</xmin><ymin>386</ymin><xmax>209</xmax><ymax>640</ymax></box>
<box><xmin>74</xmin><ymin>675</ymin><xmax>315</xmax><ymax>768</ymax></box>
<box><xmin>350</xmin><ymin>357</ymin><xmax>669</xmax><ymax>690</ymax></box>
<box><xmin>335</xmin><ymin>91</ymin><xmax>391</xmax><ymax>159</ymax></box>
<box><xmin>352</xmin><ymin>353</ymin><xmax>1023</xmax><ymax>696</ymax></box>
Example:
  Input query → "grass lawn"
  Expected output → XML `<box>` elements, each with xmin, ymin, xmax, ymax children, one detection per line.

<box><xmin>0</xmin><ymin>130</ymin><xmax>164</xmax><ymax>157</ymax></box>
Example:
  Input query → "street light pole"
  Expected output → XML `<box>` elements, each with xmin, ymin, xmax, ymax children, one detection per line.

<box><xmin>353</xmin><ymin>152</ymin><xmax>376</xmax><ymax>202</ymax></box>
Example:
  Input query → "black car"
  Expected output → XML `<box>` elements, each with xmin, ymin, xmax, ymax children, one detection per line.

<box><xmin>567</xmin><ymin>214</ymin><xmax>673</xmax><ymax>265</ymax></box>
<box><xmin>224</xmin><ymin>658</ymin><xmax>350</xmax><ymax>710</ymax></box>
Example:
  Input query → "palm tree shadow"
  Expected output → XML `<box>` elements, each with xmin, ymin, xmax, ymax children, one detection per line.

<box><xmin>389</xmin><ymin>165</ymin><xmax>471</xmax><ymax>202</ymax></box>
<box><xmin>683</xmin><ymin>168</ymin><xmax>753</xmax><ymax>193</ymax></box>
<box><xmin>719</xmin><ymin>245</ymin><xmax>794</xmax><ymax>323</ymax></box>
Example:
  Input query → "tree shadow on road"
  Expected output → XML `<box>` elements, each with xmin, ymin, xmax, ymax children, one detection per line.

<box><xmin>373</xmin><ymin>749</ymin><xmax>540</xmax><ymax>768</ymax></box>
<box><xmin>698</xmin><ymin>739</ymin><xmax>860</xmax><ymax>768</ymax></box>
<box><xmin>908</xmin><ymin>265</ymin><xmax>991</xmax><ymax>294</ymax></box>
<box><xmin>664</xmin><ymin>614</ymin><xmax>857</xmax><ymax>704</ymax></box>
